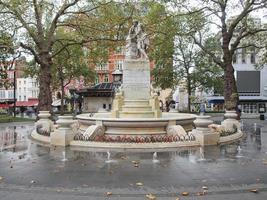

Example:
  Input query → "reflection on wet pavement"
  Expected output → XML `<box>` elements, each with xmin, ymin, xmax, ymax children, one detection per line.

<box><xmin>0</xmin><ymin>125</ymin><xmax>33</xmax><ymax>152</ymax></box>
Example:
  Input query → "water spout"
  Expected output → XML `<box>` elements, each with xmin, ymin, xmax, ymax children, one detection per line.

<box><xmin>105</xmin><ymin>151</ymin><xmax>116</xmax><ymax>163</ymax></box>
<box><xmin>152</xmin><ymin>152</ymin><xmax>159</xmax><ymax>163</ymax></box>
<box><xmin>61</xmin><ymin>151</ymin><xmax>68</xmax><ymax>162</ymax></box>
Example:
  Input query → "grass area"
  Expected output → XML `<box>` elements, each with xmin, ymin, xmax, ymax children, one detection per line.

<box><xmin>0</xmin><ymin>115</ymin><xmax>35</xmax><ymax>123</ymax></box>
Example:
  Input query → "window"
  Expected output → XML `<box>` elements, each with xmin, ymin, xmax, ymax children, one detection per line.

<box><xmin>0</xmin><ymin>90</ymin><xmax>5</xmax><ymax>98</ymax></box>
<box><xmin>24</xmin><ymin>80</ymin><xmax>26</xmax><ymax>84</ymax></box>
<box><xmin>95</xmin><ymin>76</ymin><xmax>99</xmax><ymax>84</ymax></box>
<box><xmin>241</xmin><ymin>48</ymin><xmax>246</xmax><ymax>64</ymax></box>
<box><xmin>104</xmin><ymin>74</ymin><xmax>109</xmax><ymax>82</ymax></box>
<box><xmin>115</xmin><ymin>60</ymin><xmax>123</xmax><ymax>70</ymax></box>
<box><xmin>24</xmin><ymin>95</ymin><xmax>26</xmax><ymax>101</ymax></box>
<box><xmin>8</xmin><ymin>91</ymin><xmax>13</xmax><ymax>98</ymax></box>
<box><xmin>19</xmin><ymin>96</ymin><xmax>21</xmax><ymax>101</ymax></box>
<box><xmin>96</xmin><ymin>63</ymin><xmax>108</xmax><ymax>71</ymax></box>
<box><xmin>242</xmin><ymin>103</ymin><xmax>257</xmax><ymax>113</ymax></box>
<box><xmin>103</xmin><ymin>104</ymin><xmax>106</xmax><ymax>109</ymax></box>
<box><xmin>24</xmin><ymin>87</ymin><xmax>26</xmax><ymax>92</ymax></box>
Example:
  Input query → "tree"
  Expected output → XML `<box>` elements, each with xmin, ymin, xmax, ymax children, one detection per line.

<box><xmin>52</xmin><ymin>30</ymin><xmax>95</xmax><ymax>115</ymax></box>
<box><xmin>0</xmin><ymin>0</ymin><xmax>116</xmax><ymax>112</ymax></box>
<box><xmin>180</xmin><ymin>0</ymin><xmax>267</xmax><ymax>110</ymax></box>
<box><xmin>143</xmin><ymin>2</ymin><xmax>178</xmax><ymax>89</ymax></box>
<box><xmin>173</xmin><ymin>35</ymin><xmax>224</xmax><ymax>112</ymax></box>
<box><xmin>0</xmin><ymin>31</ymin><xmax>19</xmax><ymax>89</ymax></box>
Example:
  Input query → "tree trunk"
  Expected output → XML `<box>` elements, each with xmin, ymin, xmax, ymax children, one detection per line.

<box><xmin>38</xmin><ymin>54</ymin><xmax>53</xmax><ymax>112</ymax></box>
<box><xmin>223</xmin><ymin>63</ymin><xmax>239</xmax><ymax>110</ymax></box>
<box><xmin>187</xmin><ymin>76</ymin><xmax>191</xmax><ymax>113</ymax></box>
<box><xmin>60</xmin><ymin>79</ymin><xmax>65</xmax><ymax>115</ymax></box>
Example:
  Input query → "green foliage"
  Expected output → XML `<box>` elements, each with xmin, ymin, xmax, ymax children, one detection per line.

<box><xmin>0</xmin><ymin>115</ymin><xmax>35</xmax><ymax>123</ymax></box>
<box><xmin>142</xmin><ymin>2</ymin><xmax>178</xmax><ymax>89</ymax></box>
<box><xmin>0</xmin><ymin>30</ymin><xmax>17</xmax><ymax>89</ymax></box>
<box><xmin>52</xmin><ymin>29</ymin><xmax>95</xmax><ymax>91</ymax></box>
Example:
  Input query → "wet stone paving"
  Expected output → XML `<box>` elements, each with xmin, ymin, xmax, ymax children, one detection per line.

<box><xmin>0</xmin><ymin>118</ymin><xmax>267</xmax><ymax>199</ymax></box>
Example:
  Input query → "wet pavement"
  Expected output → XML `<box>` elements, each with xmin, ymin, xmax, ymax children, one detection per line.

<box><xmin>0</xmin><ymin>119</ymin><xmax>267</xmax><ymax>199</ymax></box>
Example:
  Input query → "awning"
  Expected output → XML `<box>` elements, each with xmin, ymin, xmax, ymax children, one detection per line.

<box><xmin>14</xmin><ymin>99</ymin><xmax>39</xmax><ymax>107</ymax></box>
<box><xmin>0</xmin><ymin>104</ymin><xmax>10</xmax><ymax>108</ymax></box>
<box><xmin>206</xmin><ymin>95</ymin><xmax>267</xmax><ymax>103</ymax></box>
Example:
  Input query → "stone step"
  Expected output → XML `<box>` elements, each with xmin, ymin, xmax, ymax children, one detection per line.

<box><xmin>119</xmin><ymin>111</ymin><xmax>155</xmax><ymax>118</ymax></box>
<box><xmin>123</xmin><ymin>100</ymin><xmax>150</xmax><ymax>106</ymax></box>
<box><xmin>121</xmin><ymin>105</ymin><xmax>152</xmax><ymax>111</ymax></box>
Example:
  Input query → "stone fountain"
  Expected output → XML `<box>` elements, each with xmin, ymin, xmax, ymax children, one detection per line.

<box><xmin>31</xmin><ymin>21</ymin><xmax>243</xmax><ymax>149</ymax></box>
<box><xmin>73</xmin><ymin>21</ymin><xmax>196</xmax><ymax>147</ymax></box>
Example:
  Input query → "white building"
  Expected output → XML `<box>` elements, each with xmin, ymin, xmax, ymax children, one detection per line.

<box><xmin>16</xmin><ymin>77</ymin><xmax>39</xmax><ymax>102</ymax></box>
<box><xmin>206</xmin><ymin>49</ymin><xmax>267</xmax><ymax>115</ymax></box>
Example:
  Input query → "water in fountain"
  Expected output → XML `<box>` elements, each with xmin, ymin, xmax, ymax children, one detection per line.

<box><xmin>197</xmin><ymin>147</ymin><xmax>206</xmax><ymax>161</ymax></box>
<box><xmin>105</xmin><ymin>151</ymin><xmax>117</xmax><ymax>163</ymax></box>
<box><xmin>254</xmin><ymin>123</ymin><xmax>257</xmax><ymax>131</ymax></box>
<box><xmin>236</xmin><ymin>145</ymin><xmax>244</xmax><ymax>158</ymax></box>
<box><xmin>152</xmin><ymin>152</ymin><xmax>159</xmax><ymax>163</ymax></box>
<box><xmin>61</xmin><ymin>151</ymin><xmax>68</xmax><ymax>162</ymax></box>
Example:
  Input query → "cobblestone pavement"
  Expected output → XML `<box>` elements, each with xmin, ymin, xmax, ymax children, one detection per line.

<box><xmin>0</xmin><ymin>118</ymin><xmax>267</xmax><ymax>199</ymax></box>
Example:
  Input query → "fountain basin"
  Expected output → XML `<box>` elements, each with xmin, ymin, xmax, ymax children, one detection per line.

<box><xmin>77</xmin><ymin>112</ymin><xmax>196</xmax><ymax>137</ymax></box>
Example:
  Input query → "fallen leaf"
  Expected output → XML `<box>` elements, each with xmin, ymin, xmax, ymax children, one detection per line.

<box><xmin>82</xmin><ymin>184</ymin><xmax>88</xmax><ymax>187</ymax></box>
<box><xmin>182</xmin><ymin>192</ymin><xmax>189</xmax><ymax>196</ymax></box>
<box><xmin>56</xmin><ymin>189</ymin><xmax>61</xmax><ymax>193</ymax></box>
<box><xmin>134</xmin><ymin>164</ymin><xmax>139</xmax><ymax>167</ymax></box>
<box><xmin>175</xmin><ymin>198</ymin><xmax>180</xmax><ymax>200</ymax></box>
<box><xmin>250</xmin><ymin>189</ymin><xmax>258</xmax><ymax>193</ymax></box>
<box><xmin>106</xmin><ymin>191</ymin><xmax>112</xmax><ymax>196</ymax></box>
<box><xmin>30</xmin><ymin>180</ymin><xmax>36</xmax><ymax>184</ymax></box>
<box><xmin>262</xmin><ymin>161</ymin><xmax>267</xmax><ymax>165</ymax></box>
<box><xmin>132</xmin><ymin>160</ymin><xmax>140</xmax><ymax>164</ymax></box>
<box><xmin>202</xmin><ymin>186</ymin><xmax>208</xmax><ymax>190</ymax></box>
<box><xmin>136</xmin><ymin>182</ymin><xmax>143</xmax><ymax>186</ymax></box>
<box><xmin>146</xmin><ymin>193</ymin><xmax>156</xmax><ymax>200</ymax></box>
<box><xmin>0</xmin><ymin>176</ymin><xmax>3</xmax><ymax>182</ymax></box>
<box><xmin>121</xmin><ymin>156</ymin><xmax>127</xmax><ymax>160</ymax></box>
<box><xmin>196</xmin><ymin>192</ymin><xmax>204</xmax><ymax>196</ymax></box>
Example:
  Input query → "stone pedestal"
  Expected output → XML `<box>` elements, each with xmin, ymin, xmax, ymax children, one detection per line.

<box><xmin>50</xmin><ymin>115</ymin><xmax>75</xmax><ymax>146</ymax></box>
<box><xmin>35</xmin><ymin>111</ymin><xmax>54</xmax><ymax>136</ymax></box>
<box><xmin>111</xmin><ymin>59</ymin><xmax>162</xmax><ymax>118</ymax></box>
<box><xmin>221</xmin><ymin>110</ymin><xmax>240</xmax><ymax>132</ymax></box>
<box><xmin>193</xmin><ymin>115</ymin><xmax>219</xmax><ymax>146</ymax></box>
<box><xmin>123</xmin><ymin>59</ymin><xmax>150</xmax><ymax>100</ymax></box>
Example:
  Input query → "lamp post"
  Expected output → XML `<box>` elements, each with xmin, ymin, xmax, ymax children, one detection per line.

<box><xmin>13</xmin><ymin>69</ymin><xmax>16</xmax><ymax>118</ymax></box>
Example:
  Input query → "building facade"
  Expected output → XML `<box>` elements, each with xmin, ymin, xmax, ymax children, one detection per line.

<box><xmin>0</xmin><ymin>58</ymin><xmax>40</xmax><ymax>111</ymax></box>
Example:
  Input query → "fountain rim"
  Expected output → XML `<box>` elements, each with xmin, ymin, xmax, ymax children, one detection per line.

<box><xmin>76</xmin><ymin>112</ymin><xmax>197</xmax><ymax>122</ymax></box>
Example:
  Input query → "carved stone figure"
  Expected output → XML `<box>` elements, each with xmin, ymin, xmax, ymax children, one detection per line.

<box><xmin>125</xmin><ymin>21</ymin><xmax>149</xmax><ymax>59</ymax></box>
